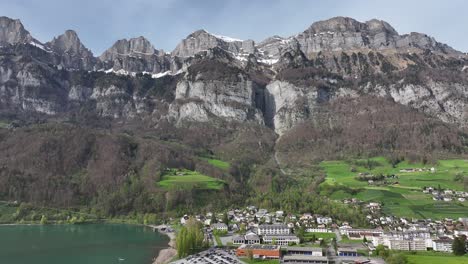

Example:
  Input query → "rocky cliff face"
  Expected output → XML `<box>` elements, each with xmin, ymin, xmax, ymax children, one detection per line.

<box><xmin>257</xmin><ymin>17</ymin><xmax>462</xmax><ymax>61</ymax></box>
<box><xmin>0</xmin><ymin>15</ymin><xmax>467</xmax><ymax>137</ymax></box>
<box><xmin>0</xmin><ymin>16</ymin><xmax>33</xmax><ymax>45</ymax></box>
<box><xmin>98</xmin><ymin>36</ymin><xmax>176</xmax><ymax>74</ymax></box>
<box><xmin>168</xmin><ymin>48</ymin><xmax>263</xmax><ymax>124</ymax></box>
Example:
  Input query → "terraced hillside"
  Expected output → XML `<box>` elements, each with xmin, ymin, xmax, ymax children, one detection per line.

<box><xmin>320</xmin><ymin>157</ymin><xmax>468</xmax><ymax>219</ymax></box>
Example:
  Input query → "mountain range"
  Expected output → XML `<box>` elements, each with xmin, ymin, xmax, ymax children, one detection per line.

<box><xmin>0</xmin><ymin>15</ymin><xmax>466</xmax><ymax>214</ymax></box>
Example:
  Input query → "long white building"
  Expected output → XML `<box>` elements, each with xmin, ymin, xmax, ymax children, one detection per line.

<box><xmin>263</xmin><ymin>235</ymin><xmax>300</xmax><ymax>246</ymax></box>
<box><xmin>257</xmin><ymin>224</ymin><xmax>290</xmax><ymax>236</ymax></box>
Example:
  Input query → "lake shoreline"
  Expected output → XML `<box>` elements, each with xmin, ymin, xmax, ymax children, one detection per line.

<box><xmin>1</xmin><ymin>222</ymin><xmax>177</xmax><ymax>264</ymax></box>
<box><xmin>148</xmin><ymin>225</ymin><xmax>177</xmax><ymax>264</ymax></box>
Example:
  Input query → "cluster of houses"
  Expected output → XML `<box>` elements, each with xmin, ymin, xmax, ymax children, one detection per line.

<box><xmin>422</xmin><ymin>186</ymin><xmax>468</xmax><ymax>202</ymax></box>
<box><xmin>356</xmin><ymin>172</ymin><xmax>399</xmax><ymax>186</ymax></box>
<box><xmin>399</xmin><ymin>167</ymin><xmax>436</xmax><ymax>173</ymax></box>
<box><xmin>181</xmin><ymin>206</ymin><xmax>335</xmax><ymax>248</ymax></box>
<box><xmin>339</xmin><ymin>217</ymin><xmax>468</xmax><ymax>253</ymax></box>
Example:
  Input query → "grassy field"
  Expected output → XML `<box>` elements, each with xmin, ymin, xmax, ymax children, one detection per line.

<box><xmin>406</xmin><ymin>254</ymin><xmax>468</xmax><ymax>264</ymax></box>
<box><xmin>321</xmin><ymin>157</ymin><xmax>468</xmax><ymax>219</ymax></box>
<box><xmin>200</xmin><ymin>157</ymin><xmax>230</xmax><ymax>170</ymax></box>
<box><xmin>339</xmin><ymin>235</ymin><xmax>365</xmax><ymax>244</ymax></box>
<box><xmin>304</xmin><ymin>232</ymin><xmax>336</xmax><ymax>240</ymax></box>
<box><xmin>158</xmin><ymin>169</ymin><xmax>225</xmax><ymax>190</ymax></box>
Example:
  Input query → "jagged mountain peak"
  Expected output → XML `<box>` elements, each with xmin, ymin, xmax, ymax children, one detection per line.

<box><xmin>42</xmin><ymin>29</ymin><xmax>95</xmax><ymax>70</ymax></box>
<box><xmin>172</xmin><ymin>29</ymin><xmax>254</xmax><ymax>57</ymax></box>
<box><xmin>0</xmin><ymin>16</ymin><xmax>33</xmax><ymax>45</ymax></box>
<box><xmin>47</xmin><ymin>29</ymin><xmax>91</xmax><ymax>55</ymax></box>
<box><xmin>188</xmin><ymin>29</ymin><xmax>209</xmax><ymax>38</ymax></box>
<box><xmin>307</xmin><ymin>16</ymin><xmax>365</xmax><ymax>33</ymax></box>
<box><xmin>99</xmin><ymin>36</ymin><xmax>159</xmax><ymax>63</ymax></box>
<box><xmin>186</xmin><ymin>29</ymin><xmax>244</xmax><ymax>43</ymax></box>
<box><xmin>305</xmin><ymin>16</ymin><xmax>398</xmax><ymax>36</ymax></box>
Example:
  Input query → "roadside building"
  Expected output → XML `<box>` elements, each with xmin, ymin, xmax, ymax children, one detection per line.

<box><xmin>285</xmin><ymin>246</ymin><xmax>323</xmax><ymax>256</ymax></box>
<box><xmin>306</xmin><ymin>228</ymin><xmax>331</xmax><ymax>233</ymax></box>
<box><xmin>236</xmin><ymin>244</ymin><xmax>280</xmax><ymax>259</ymax></box>
<box><xmin>232</xmin><ymin>235</ymin><xmax>245</xmax><ymax>245</ymax></box>
<box><xmin>263</xmin><ymin>235</ymin><xmax>300</xmax><ymax>246</ymax></box>
<box><xmin>432</xmin><ymin>237</ymin><xmax>453</xmax><ymax>252</ymax></box>
<box><xmin>454</xmin><ymin>230</ymin><xmax>468</xmax><ymax>237</ymax></box>
<box><xmin>245</xmin><ymin>232</ymin><xmax>261</xmax><ymax>244</ymax></box>
<box><xmin>232</xmin><ymin>231</ymin><xmax>260</xmax><ymax>245</ymax></box>
<box><xmin>211</xmin><ymin>223</ymin><xmax>228</xmax><ymax>232</ymax></box>
<box><xmin>388</xmin><ymin>239</ymin><xmax>426</xmax><ymax>251</ymax></box>
<box><xmin>283</xmin><ymin>255</ymin><xmax>329</xmax><ymax>263</ymax></box>
<box><xmin>337</xmin><ymin>248</ymin><xmax>359</xmax><ymax>257</ymax></box>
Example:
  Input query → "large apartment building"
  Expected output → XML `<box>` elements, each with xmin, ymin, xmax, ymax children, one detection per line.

<box><xmin>257</xmin><ymin>224</ymin><xmax>290</xmax><ymax>236</ymax></box>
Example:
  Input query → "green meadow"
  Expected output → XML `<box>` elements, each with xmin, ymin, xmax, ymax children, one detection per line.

<box><xmin>158</xmin><ymin>169</ymin><xmax>225</xmax><ymax>190</ymax></box>
<box><xmin>200</xmin><ymin>157</ymin><xmax>230</xmax><ymax>170</ymax></box>
<box><xmin>320</xmin><ymin>157</ymin><xmax>468</xmax><ymax>219</ymax></box>
<box><xmin>406</xmin><ymin>254</ymin><xmax>468</xmax><ymax>264</ymax></box>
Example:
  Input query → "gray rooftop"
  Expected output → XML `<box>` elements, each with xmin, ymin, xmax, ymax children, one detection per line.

<box><xmin>283</xmin><ymin>255</ymin><xmax>328</xmax><ymax>261</ymax></box>
<box><xmin>239</xmin><ymin>244</ymin><xmax>280</xmax><ymax>250</ymax></box>
<box><xmin>285</xmin><ymin>246</ymin><xmax>323</xmax><ymax>252</ymax></box>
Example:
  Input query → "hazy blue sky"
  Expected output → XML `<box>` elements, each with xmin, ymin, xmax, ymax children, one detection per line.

<box><xmin>1</xmin><ymin>0</ymin><xmax>467</xmax><ymax>54</ymax></box>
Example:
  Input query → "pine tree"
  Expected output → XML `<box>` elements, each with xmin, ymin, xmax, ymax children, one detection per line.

<box><xmin>222</xmin><ymin>212</ymin><xmax>229</xmax><ymax>225</ymax></box>
<box><xmin>452</xmin><ymin>236</ymin><xmax>467</xmax><ymax>256</ymax></box>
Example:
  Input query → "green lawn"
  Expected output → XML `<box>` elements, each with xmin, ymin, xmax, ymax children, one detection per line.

<box><xmin>304</xmin><ymin>232</ymin><xmax>336</xmax><ymax>240</ymax></box>
<box><xmin>321</xmin><ymin>158</ymin><xmax>468</xmax><ymax>219</ymax></box>
<box><xmin>339</xmin><ymin>235</ymin><xmax>365</xmax><ymax>244</ymax></box>
<box><xmin>200</xmin><ymin>157</ymin><xmax>230</xmax><ymax>170</ymax></box>
<box><xmin>158</xmin><ymin>169</ymin><xmax>225</xmax><ymax>190</ymax></box>
<box><xmin>407</xmin><ymin>254</ymin><xmax>468</xmax><ymax>264</ymax></box>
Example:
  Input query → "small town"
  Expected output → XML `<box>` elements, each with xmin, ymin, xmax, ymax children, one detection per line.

<box><xmin>166</xmin><ymin>204</ymin><xmax>468</xmax><ymax>264</ymax></box>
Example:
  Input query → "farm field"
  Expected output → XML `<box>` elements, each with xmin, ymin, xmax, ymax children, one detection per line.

<box><xmin>158</xmin><ymin>169</ymin><xmax>225</xmax><ymax>190</ymax></box>
<box><xmin>320</xmin><ymin>157</ymin><xmax>468</xmax><ymax>219</ymax></box>
<box><xmin>200</xmin><ymin>156</ymin><xmax>230</xmax><ymax>170</ymax></box>
<box><xmin>406</xmin><ymin>254</ymin><xmax>468</xmax><ymax>264</ymax></box>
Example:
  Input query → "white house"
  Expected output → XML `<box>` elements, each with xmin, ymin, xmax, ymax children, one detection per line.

<box><xmin>454</xmin><ymin>230</ymin><xmax>468</xmax><ymax>237</ymax></box>
<box><xmin>180</xmin><ymin>215</ymin><xmax>189</xmax><ymax>225</ymax></box>
<box><xmin>433</xmin><ymin>238</ymin><xmax>453</xmax><ymax>252</ymax></box>
<box><xmin>263</xmin><ymin>235</ymin><xmax>300</xmax><ymax>246</ymax></box>
<box><xmin>212</xmin><ymin>223</ymin><xmax>228</xmax><ymax>232</ymax></box>
<box><xmin>388</xmin><ymin>238</ymin><xmax>426</xmax><ymax>251</ymax></box>
<box><xmin>276</xmin><ymin>211</ymin><xmax>284</xmax><ymax>218</ymax></box>
<box><xmin>245</xmin><ymin>232</ymin><xmax>261</xmax><ymax>244</ymax></box>
<box><xmin>316</xmin><ymin>216</ymin><xmax>332</xmax><ymax>225</ymax></box>
<box><xmin>257</xmin><ymin>224</ymin><xmax>290</xmax><ymax>236</ymax></box>
<box><xmin>306</xmin><ymin>228</ymin><xmax>331</xmax><ymax>233</ymax></box>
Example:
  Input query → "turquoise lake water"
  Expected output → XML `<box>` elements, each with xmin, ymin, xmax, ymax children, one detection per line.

<box><xmin>0</xmin><ymin>224</ymin><xmax>168</xmax><ymax>264</ymax></box>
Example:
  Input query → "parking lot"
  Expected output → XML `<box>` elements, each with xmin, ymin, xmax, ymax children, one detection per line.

<box><xmin>171</xmin><ymin>248</ymin><xmax>244</xmax><ymax>264</ymax></box>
